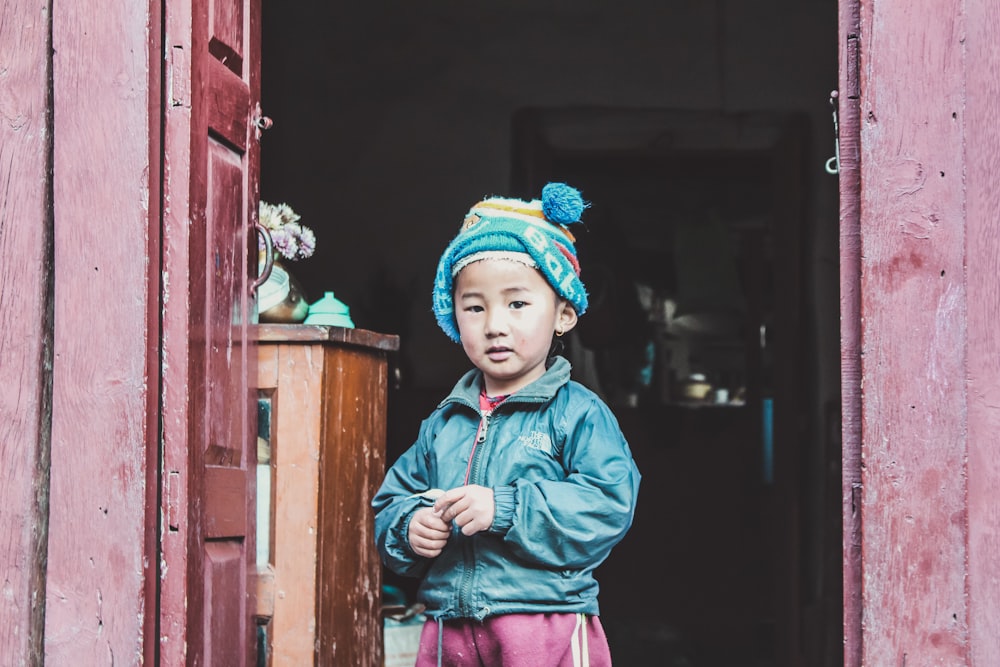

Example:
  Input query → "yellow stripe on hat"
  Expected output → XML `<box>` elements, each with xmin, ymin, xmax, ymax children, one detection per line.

<box><xmin>472</xmin><ymin>200</ymin><xmax>546</xmax><ymax>219</ymax></box>
<box><xmin>470</xmin><ymin>204</ymin><xmax>575</xmax><ymax>239</ymax></box>
<box><xmin>466</xmin><ymin>197</ymin><xmax>577</xmax><ymax>243</ymax></box>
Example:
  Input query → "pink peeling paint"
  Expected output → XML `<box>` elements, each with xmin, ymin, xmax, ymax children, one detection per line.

<box><xmin>850</xmin><ymin>0</ymin><xmax>1000</xmax><ymax>663</ymax></box>
<box><xmin>964</xmin><ymin>0</ymin><xmax>1000</xmax><ymax>664</ymax></box>
<box><xmin>0</xmin><ymin>3</ymin><xmax>53</xmax><ymax>663</ymax></box>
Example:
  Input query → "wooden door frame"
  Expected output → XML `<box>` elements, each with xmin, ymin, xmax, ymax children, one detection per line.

<box><xmin>840</xmin><ymin>0</ymin><xmax>1000</xmax><ymax>664</ymax></box>
<box><xmin>0</xmin><ymin>1</ymin><xmax>164</xmax><ymax>664</ymax></box>
<box><xmin>836</xmin><ymin>1</ymin><xmax>862</xmax><ymax>665</ymax></box>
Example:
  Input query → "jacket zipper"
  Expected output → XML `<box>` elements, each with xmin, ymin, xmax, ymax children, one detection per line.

<box><xmin>470</xmin><ymin>408</ymin><xmax>491</xmax><ymax>480</ymax></box>
<box><xmin>459</xmin><ymin>406</ymin><xmax>494</xmax><ymax>617</ymax></box>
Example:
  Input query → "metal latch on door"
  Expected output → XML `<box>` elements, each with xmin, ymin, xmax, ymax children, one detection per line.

<box><xmin>825</xmin><ymin>90</ymin><xmax>840</xmax><ymax>175</ymax></box>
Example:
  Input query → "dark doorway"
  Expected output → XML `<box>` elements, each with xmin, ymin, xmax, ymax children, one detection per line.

<box><xmin>259</xmin><ymin>5</ymin><xmax>843</xmax><ymax>666</ymax></box>
<box><xmin>510</xmin><ymin>108</ymin><xmax>812</xmax><ymax>666</ymax></box>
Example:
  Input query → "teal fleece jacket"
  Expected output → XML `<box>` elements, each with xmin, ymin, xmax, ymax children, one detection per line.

<box><xmin>372</xmin><ymin>356</ymin><xmax>641</xmax><ymax>621</ymax></box>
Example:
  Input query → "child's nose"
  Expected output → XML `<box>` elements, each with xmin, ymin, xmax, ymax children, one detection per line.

<box><xmin>484</xmin><ymin>308</ymin><xmax>508</xmax><ymax>335</ymax></box>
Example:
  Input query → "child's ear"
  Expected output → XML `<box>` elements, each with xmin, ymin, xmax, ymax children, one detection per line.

<box><xmin>555</xmin><ymin>301</ymin><xmax>578</xmax><ymax>336</ymax></box>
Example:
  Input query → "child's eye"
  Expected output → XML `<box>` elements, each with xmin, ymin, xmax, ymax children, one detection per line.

<box><xmin>509</xmin><ymin>301</ymin><xmax>527</xmax><ymax>310</ymax></box>
<box><xmin>464</xmin><ymin>305</ymin><xmax>484</xmax><ymax>313</ymax></box>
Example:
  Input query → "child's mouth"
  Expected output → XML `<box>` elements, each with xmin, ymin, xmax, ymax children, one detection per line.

<box><xmin>486</xmin><ymin>346</ymin><xmax>512</xmax><ymax>360</ymax></box>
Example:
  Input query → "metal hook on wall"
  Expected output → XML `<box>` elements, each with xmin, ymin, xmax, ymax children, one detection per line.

<box><xmin>825</xmin><ymin>90</ymin><xmax>840</xmax><ymax>175</ymax></box>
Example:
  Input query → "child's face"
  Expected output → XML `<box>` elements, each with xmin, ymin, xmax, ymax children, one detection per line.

<box><xmin>454</xmin><ymin>258</ymin><xmax>577</xmax><ymax>396</ymax></box>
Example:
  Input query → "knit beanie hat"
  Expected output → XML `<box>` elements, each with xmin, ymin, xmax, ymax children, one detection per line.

<box><xmin>433</xmin><ymin>182</ymin><xmax>589</xmax><ymax>342</ymax></box>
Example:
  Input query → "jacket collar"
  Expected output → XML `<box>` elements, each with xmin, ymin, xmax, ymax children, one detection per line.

<box><xmin>441</xmin><ymin>355</ymin><xmax>572</xmax><ymax>409</ymax></box>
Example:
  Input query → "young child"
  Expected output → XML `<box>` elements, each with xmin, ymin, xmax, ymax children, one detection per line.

<box><xmin>373</xmin><ymin>183</ymin><xmax>641</xmax><ymax>666</ymax></box>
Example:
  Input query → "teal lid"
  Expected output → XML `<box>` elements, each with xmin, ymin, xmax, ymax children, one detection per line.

<box><xmin>304</xmin><ymin>291</ymin><xmax>355</xmax><ymax>328</ymax></box>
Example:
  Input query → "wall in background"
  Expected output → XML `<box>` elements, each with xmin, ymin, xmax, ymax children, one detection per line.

<box><xmin>260</xmin><ymin>0</ymin><xmax>839</xmax><ymax>393</ymax></box>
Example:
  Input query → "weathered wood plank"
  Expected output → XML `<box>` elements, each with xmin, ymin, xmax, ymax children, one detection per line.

<box><xmin>160</xmin><ymin>0</ymin><xmax>197</xmax><ymax>661</ymax></box>
<box><xmin>965</xmin><ymin>0</ymin><xmax>1000</xmax><ymax>664</ymax></box>
<box><xmin>256</xmin><ymin>323</ymin><xmax>400</xmax><ymax>351</ymax></box>
<box><xmin>43</xmin><ymin>2</ymin><xmax>158</xmax><ymax>663</ymax></box>
<box><xmin>837</xmin><ymin>2</ymin><xmax>862</xmax><ymax>666</ymax></box>
<box><xmin>859</xmin><ymin>0</ymin><xmax>969</xmax><ymax>663</ymax></box>
<box><xmin>0</xmin><ymin>2</ymin><xmax>53</xmax><ymax>664</ymax></box>
<box><xmin>316</xmin><ymin>345</ymin><xmax>388</xmax><ymax>667</ymax></box>
<box><xmin>263</xmin><ymin>343</ymin><xmax>324</xmax><ymax>666</ymax></box>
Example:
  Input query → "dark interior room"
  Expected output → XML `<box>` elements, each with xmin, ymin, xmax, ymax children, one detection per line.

<box><xmin>260</xmin><ymin>3</ymin><xmax>843</xmax><ymax>665</ymax></box>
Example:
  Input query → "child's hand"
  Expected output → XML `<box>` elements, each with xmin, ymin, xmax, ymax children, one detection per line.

<box><xmin>434</xmin><ymin>485</ymin><xmax>495</xmax><ymax>536</ymax></box>
<box><xmin>408</xmin><ymin>507</ymin><xmax>451</xmax><ymax>558</ymax></box>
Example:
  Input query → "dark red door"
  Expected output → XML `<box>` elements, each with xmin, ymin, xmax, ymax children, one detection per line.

<box><xmin>161</xmin><ymin>0</ymin><xmax>261</xmax><ymax>663</ymax></box>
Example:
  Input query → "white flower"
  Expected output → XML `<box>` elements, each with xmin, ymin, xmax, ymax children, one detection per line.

<box><xmin>259</xmin><ymin>201</ymin><xmax>316</xmax><ymax>260</ymax></box>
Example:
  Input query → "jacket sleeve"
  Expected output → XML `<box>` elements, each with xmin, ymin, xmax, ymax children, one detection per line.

<box><xmin>372</xmin><ymin>420</ymin><xmax>439</xmax><ymax>578</ymax></box>
<box><xmin>491</xmin><ymin>395</ymin><xmax>641</xmax><ymax>570</ymax></box>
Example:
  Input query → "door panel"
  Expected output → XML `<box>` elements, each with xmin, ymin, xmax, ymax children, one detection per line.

<box><xmin>204</xmin><ymin>542</ymin><xmax>246</xmax><ymax>660</ymax></box>
<box><xmin>209</xmin><ymin>0</ymin><xmax>245</xmax><ymax>71</ymax></box>
<box><xmin>205</xmin><ymin>466</ymin><xmax>249</xmax><ymax>538</ymax></box>
<box><xmin>161</xmin><ymin>0</ymin><xmax>260</xmax><ymax>663</ymax></box>
<box><xmin>209</xmin><ymin>60</ymin><xmax>251</xmax><ymax>151</ymax></box>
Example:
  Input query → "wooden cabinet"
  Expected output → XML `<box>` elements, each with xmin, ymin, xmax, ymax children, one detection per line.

<box><xmin>256</xmin><ymin>324</ymin><xmax>399</xmax><ymax>667</ymax></box>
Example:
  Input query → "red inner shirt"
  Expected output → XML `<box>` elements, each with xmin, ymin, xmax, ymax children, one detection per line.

<box><xmin>462</xmin><ymin>389</ymin><xmax>510</xmax><ymax>485</ymax></box>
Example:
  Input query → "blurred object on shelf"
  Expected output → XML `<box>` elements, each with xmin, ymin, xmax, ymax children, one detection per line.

<box><xmin>259</xmin><ymin>262</ymin><xmax>309</xmax><ymax>323</ymax></box>
<box><xmin>304</xmin><ymin>292</ymin><xmax>355</xmax><ymax>328</ymax></box>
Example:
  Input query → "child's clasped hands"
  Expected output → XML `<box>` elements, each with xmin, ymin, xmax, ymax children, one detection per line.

<box><xmin>408</xmin><ymin>485</ymin><xmax>496</xmax><ymax>558</ymax></box>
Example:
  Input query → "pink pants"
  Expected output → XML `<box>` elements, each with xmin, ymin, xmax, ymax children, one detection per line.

<box><xmin>414</xmin><ymin>613</ymin><xmax>612</xmax><ymax>667</ymax></box>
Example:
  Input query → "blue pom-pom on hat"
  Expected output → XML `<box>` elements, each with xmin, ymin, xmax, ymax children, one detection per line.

<box><xmin>541</xmin><ymin>182</ymin><xmax>588</xmax><ymax>224</ymax></box>
<box><xmin>433</xmin><ymin>183</ymin><xmax>590</xmax><ymax>342</ymax></box>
